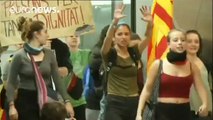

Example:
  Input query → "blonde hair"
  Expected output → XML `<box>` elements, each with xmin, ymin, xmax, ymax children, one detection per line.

<box><xmin>167</xmin><ymin>29</ymin><xmax>185</xmax><ymax>42</ymax></box>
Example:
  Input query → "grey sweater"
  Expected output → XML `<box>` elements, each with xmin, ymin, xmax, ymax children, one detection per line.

<box><xmin>6</xmin><ymin>48</ymin><xmax>70</xmax><ymax>103</ymax></box>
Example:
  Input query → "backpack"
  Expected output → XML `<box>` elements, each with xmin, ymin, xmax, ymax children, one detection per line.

<box><xmin>66</xmin><ymin>73</ymin><xmax>83</xmax><ymax>100</ymax></box>
<box><xmin>102</xmin><ymin>47</ymin><xmax>144</xmax><ymax>94</ymax></box>
<box><xmin>83</xmin><ymin>66</ymin><xmax>95</xmax><ymax>99</ymax></box>
<box><xmin>83</xmin><ymin>47</ymin><xmax>144</xmax><ymax>99</ymax></box>
<box><xmin>83</xmin><ymin>65</ymin><xmax>104</xmax><ymax>100</ymax></box>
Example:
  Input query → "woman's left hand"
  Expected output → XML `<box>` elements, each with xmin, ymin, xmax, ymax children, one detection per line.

<box><xmin>65</xmin><ymin>102</ymin><xmax>75</xmax><ymax>118</ymax></box>
<box><xmin>198</xmin><ymin>104</ymin><xmax>208</xmax><ymax>117</ymax></box>
<box><xmin>135</xmin><ymin>114</ymin><xmax>143</xmax><ymax>120</ymax></box>
<box><xmin>58</xmin><ymin>67</ymin><xmax>69</xmax><ymax>77</ymax></box>
<box><xmin>140</xmin><ymin>6</ymin><xmax>152</xmax><ymax>23</ymax></box>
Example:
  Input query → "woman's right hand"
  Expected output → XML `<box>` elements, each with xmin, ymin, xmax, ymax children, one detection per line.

<box><xmin>65</xmin><ymin>102</ymin><xmax>75</xmax><ymax>118</ymax></box>
<box><xmin>198</xmin><ymin>104</ymin><xmax>208</xmax><ymax>117</ymax></box>
<box><xmin>114</xmin><ymin>3</ymin><xmax>126</xmax><ymax>22</ymax></box>
<box><xmin>9</xmin><ymin>105</ymin><xmax>18</xmax><ymax>120</ymax></box>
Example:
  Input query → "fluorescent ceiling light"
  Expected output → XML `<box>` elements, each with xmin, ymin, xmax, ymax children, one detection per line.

<box><xmin>91</xmin><ymin>1</ymin><xmax>111</xmax><ymax>5</ymax></box>
<box><xmin>91</xmin><ymin>0</ymin><xmax>131</xmax><ymax>5</ymax></box>
<box><xmin>123</xmin><ymin>0</ymin><xmax>130</xmax><ymax>4</ymax></box>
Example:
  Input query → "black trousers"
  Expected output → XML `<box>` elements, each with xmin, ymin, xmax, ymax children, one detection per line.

<box><xmin>105</xmin><ymin>94</ymin><xmax>139</xmax><ymax>120</ymax></box>
<box><xmin>74</xmin><ymin>104</ymin><xmax>86</xmax><ymax>120</ymax></box>
<box><xmin>154</xmin><ymin>102</ymin><xmax>192</xmax><ymax>120</ymax></box>
<box><xmin>15</xmin><ymin>89</ymin><xmax>40</xmax><ymax>120</ymax></box>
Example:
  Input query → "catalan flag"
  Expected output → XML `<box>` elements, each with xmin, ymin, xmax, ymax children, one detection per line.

<box><xmin>147</xmin><ymin>0</ymin><xmax>174</xmax><ymax>71</ymax></box>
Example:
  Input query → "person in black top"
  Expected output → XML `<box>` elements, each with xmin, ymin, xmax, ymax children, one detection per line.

<box><xmin>50</xmin><ymin>38</ymin><xmax>73</xmax><ymax>77</ymax></box>
<box><xmin>86</xmin><ymin>25</ymin><xmax>110</xmax><ymax>120</ymax></box>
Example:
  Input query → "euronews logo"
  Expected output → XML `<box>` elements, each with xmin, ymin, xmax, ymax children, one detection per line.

<box><xmin>9</xmin><ymin>7</ymin><xmax>60</xmax><ymax>14</ymax></box>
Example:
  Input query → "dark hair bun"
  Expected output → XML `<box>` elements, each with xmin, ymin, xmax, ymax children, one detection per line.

<box><xmin>16</xmin><ymin>16</ymin><xmax>44</xmax><ymax>41</ymax></box>
<box><xmin>17</xmin><ymin>16</ymin><xmax>27</xmax><ymax>32</ymax></box>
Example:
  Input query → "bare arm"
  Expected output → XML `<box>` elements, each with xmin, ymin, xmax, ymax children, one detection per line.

<box><xmin>101</xmin><ymin>20</ymin><xmax>118</xmax><ymax>56</ymax></box>
<box><xmin>101</xmin><ymin>4</ymin><xmax>126</xmax><ymax>57</ymax></box>
<box><xmin>138</xmin><ymin>22</ymin><xmax>153</xmax><ymax>54</ymax></box>
<box><xmin>192</xmin><ymin>63</ymin><xmax>209</xmax><ymax>116</ymax></box>
<box><xmin>136</xmin><ymin>60</ymin><xmax>161</xmax><ymax>118</ymax></box>
<box><xmin>138</xmin><ymin>6</ymin><xmax>153</xmax><ymax>54</ymax></box>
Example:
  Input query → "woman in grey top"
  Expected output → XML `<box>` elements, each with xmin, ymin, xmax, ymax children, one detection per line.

<box><xmin>6</xmin><ymin>17</ymin><xmax>74</xmax><ymax>120</ymax></box>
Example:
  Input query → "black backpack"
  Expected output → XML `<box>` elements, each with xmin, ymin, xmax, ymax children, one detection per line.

<box><xmin>101</xmin><ymin>47</ymin><xmax>144</xmax><ymax>95</ymax></box>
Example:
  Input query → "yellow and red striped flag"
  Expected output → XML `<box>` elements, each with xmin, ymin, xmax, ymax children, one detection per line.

<box><xmin>147</xmin><ymin>0</ymin><xmax>174</xmax><ymax>71</ymax></box>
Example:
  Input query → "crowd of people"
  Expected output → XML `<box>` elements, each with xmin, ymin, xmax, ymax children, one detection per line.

<box><xmin>0</xmin><ymin>3</ymin><xmax>212</xmax><ymax>120</ymax></box>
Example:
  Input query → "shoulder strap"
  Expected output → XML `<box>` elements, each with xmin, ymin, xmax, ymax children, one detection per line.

<box><xmin>108</xmin><ymin>47</ymin><xmax>140</xmax><ymax>70</ymax></box>
<box><xmin>128</xmin><ymin>47</ymin><xmax>140</xmax><ymax>66</ymax></box>
<box><xmin>107</xmin><ymin>47</ymin><xmax>141</xmax><ymax>68</ymax></box>
<box><xmin>157</xmin><ymin>60</ymin><xmax>163</xmax><ymax>78</ymax></box>
<box><xmin>154</xmin><ymin>60</ymin><xmax>163</xmax><ymax>102</ymax></box>
<box><xmin>29</xmin><ymin>54</ymin><xmax>47</xmax><ymax>110</ymax></box>
<box><xmin>103</xmin><ymin>48</ymin><xmax>141</xmax><ymax>95</ymax></box>
<box><xmin>106</xmin><ymin>48</ymin><xmax>117</xmax><ymax>72</ymax></box>
<box><xmin>149</xmin><ymin>60</ymin><xmax>163</xmax><ymax>105</ymax></box>
<box><xmin>102</xmin><ymin>48</ymin><xmax>117</xmax><ymax>95</ymax></box>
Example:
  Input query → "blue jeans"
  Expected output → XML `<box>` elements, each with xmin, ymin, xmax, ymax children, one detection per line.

<box><xmin>98</xmin><ymin>95</ymin><xmax>107</xmax><ymax>120</ymax></box>
<box><xmin>86</xmin><ymin>108</ymin><xmax>100</xmax><ymax>120</ymax></box>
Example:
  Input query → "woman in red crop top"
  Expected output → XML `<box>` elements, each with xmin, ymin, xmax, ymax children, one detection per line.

<box><xmin>136</xmin><ymin>29</ymin><xmax>209</xmax><ymax>120</ymax></box>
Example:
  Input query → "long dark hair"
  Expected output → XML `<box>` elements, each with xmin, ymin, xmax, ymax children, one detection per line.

<box><xmin>94</xmin><ymin>25</ymin><xmax>110</xmax><ymax>48</ymax></box>
<box><xmin>186</xmin><ymin>30</ymin><xmax>203</xmax><ymax>56</ymax></box>
<box><xmin>114</xmin><ymin>23</ymin><xmax>131</xmax><ymax>36</ymax></box>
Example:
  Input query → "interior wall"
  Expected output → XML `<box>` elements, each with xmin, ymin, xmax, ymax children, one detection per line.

<box><xmin>174</xmin><ymin>0</ymin><xmax>212</xmax><ymax>68</ymax></box>
<box><xmin>174</xmin><ymin>0</ymin><xmax>212</xmax><ymax>41</ymax></box>
<box><xmin>136</xmin><ymin>0</ymin><xmax>212</xmax><ymax>70</ymax></box>
<box><xmin>80</xmin><ymin>5</ymin><xmax>112</xmax><ymax>49</ymax></box>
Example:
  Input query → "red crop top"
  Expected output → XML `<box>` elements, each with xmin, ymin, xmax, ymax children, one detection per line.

<box><xmin>159</xmin><ymin>73</ymin><xmax>194</xmax><ymax>98</ymax></box>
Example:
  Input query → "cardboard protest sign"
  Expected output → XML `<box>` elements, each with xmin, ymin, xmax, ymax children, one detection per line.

<box><xmin>0</xmin><ymin>0</ymin><xmax>95</xmax><ymax>46</ymax></box>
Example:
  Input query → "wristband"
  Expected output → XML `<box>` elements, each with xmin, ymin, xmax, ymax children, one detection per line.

<box><xmin>64</xmin><ymin>99</ymin><xmax>70</xmax><ymax>103</ymax></box>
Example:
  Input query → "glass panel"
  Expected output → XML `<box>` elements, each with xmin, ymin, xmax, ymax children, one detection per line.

<box><xmin>80</xmin><ymin>1</ymin><xmax>112</xmax><ymax>49</ymax></box>
<box><xmin>80</xmin><ymin>0</ymin><xmax>133</xmax><ymax>49</ymax></box>
<box><xmin>114</xmin><ymin>0</ymin><xmax>131</xmax><ymax>26</ymax></box>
